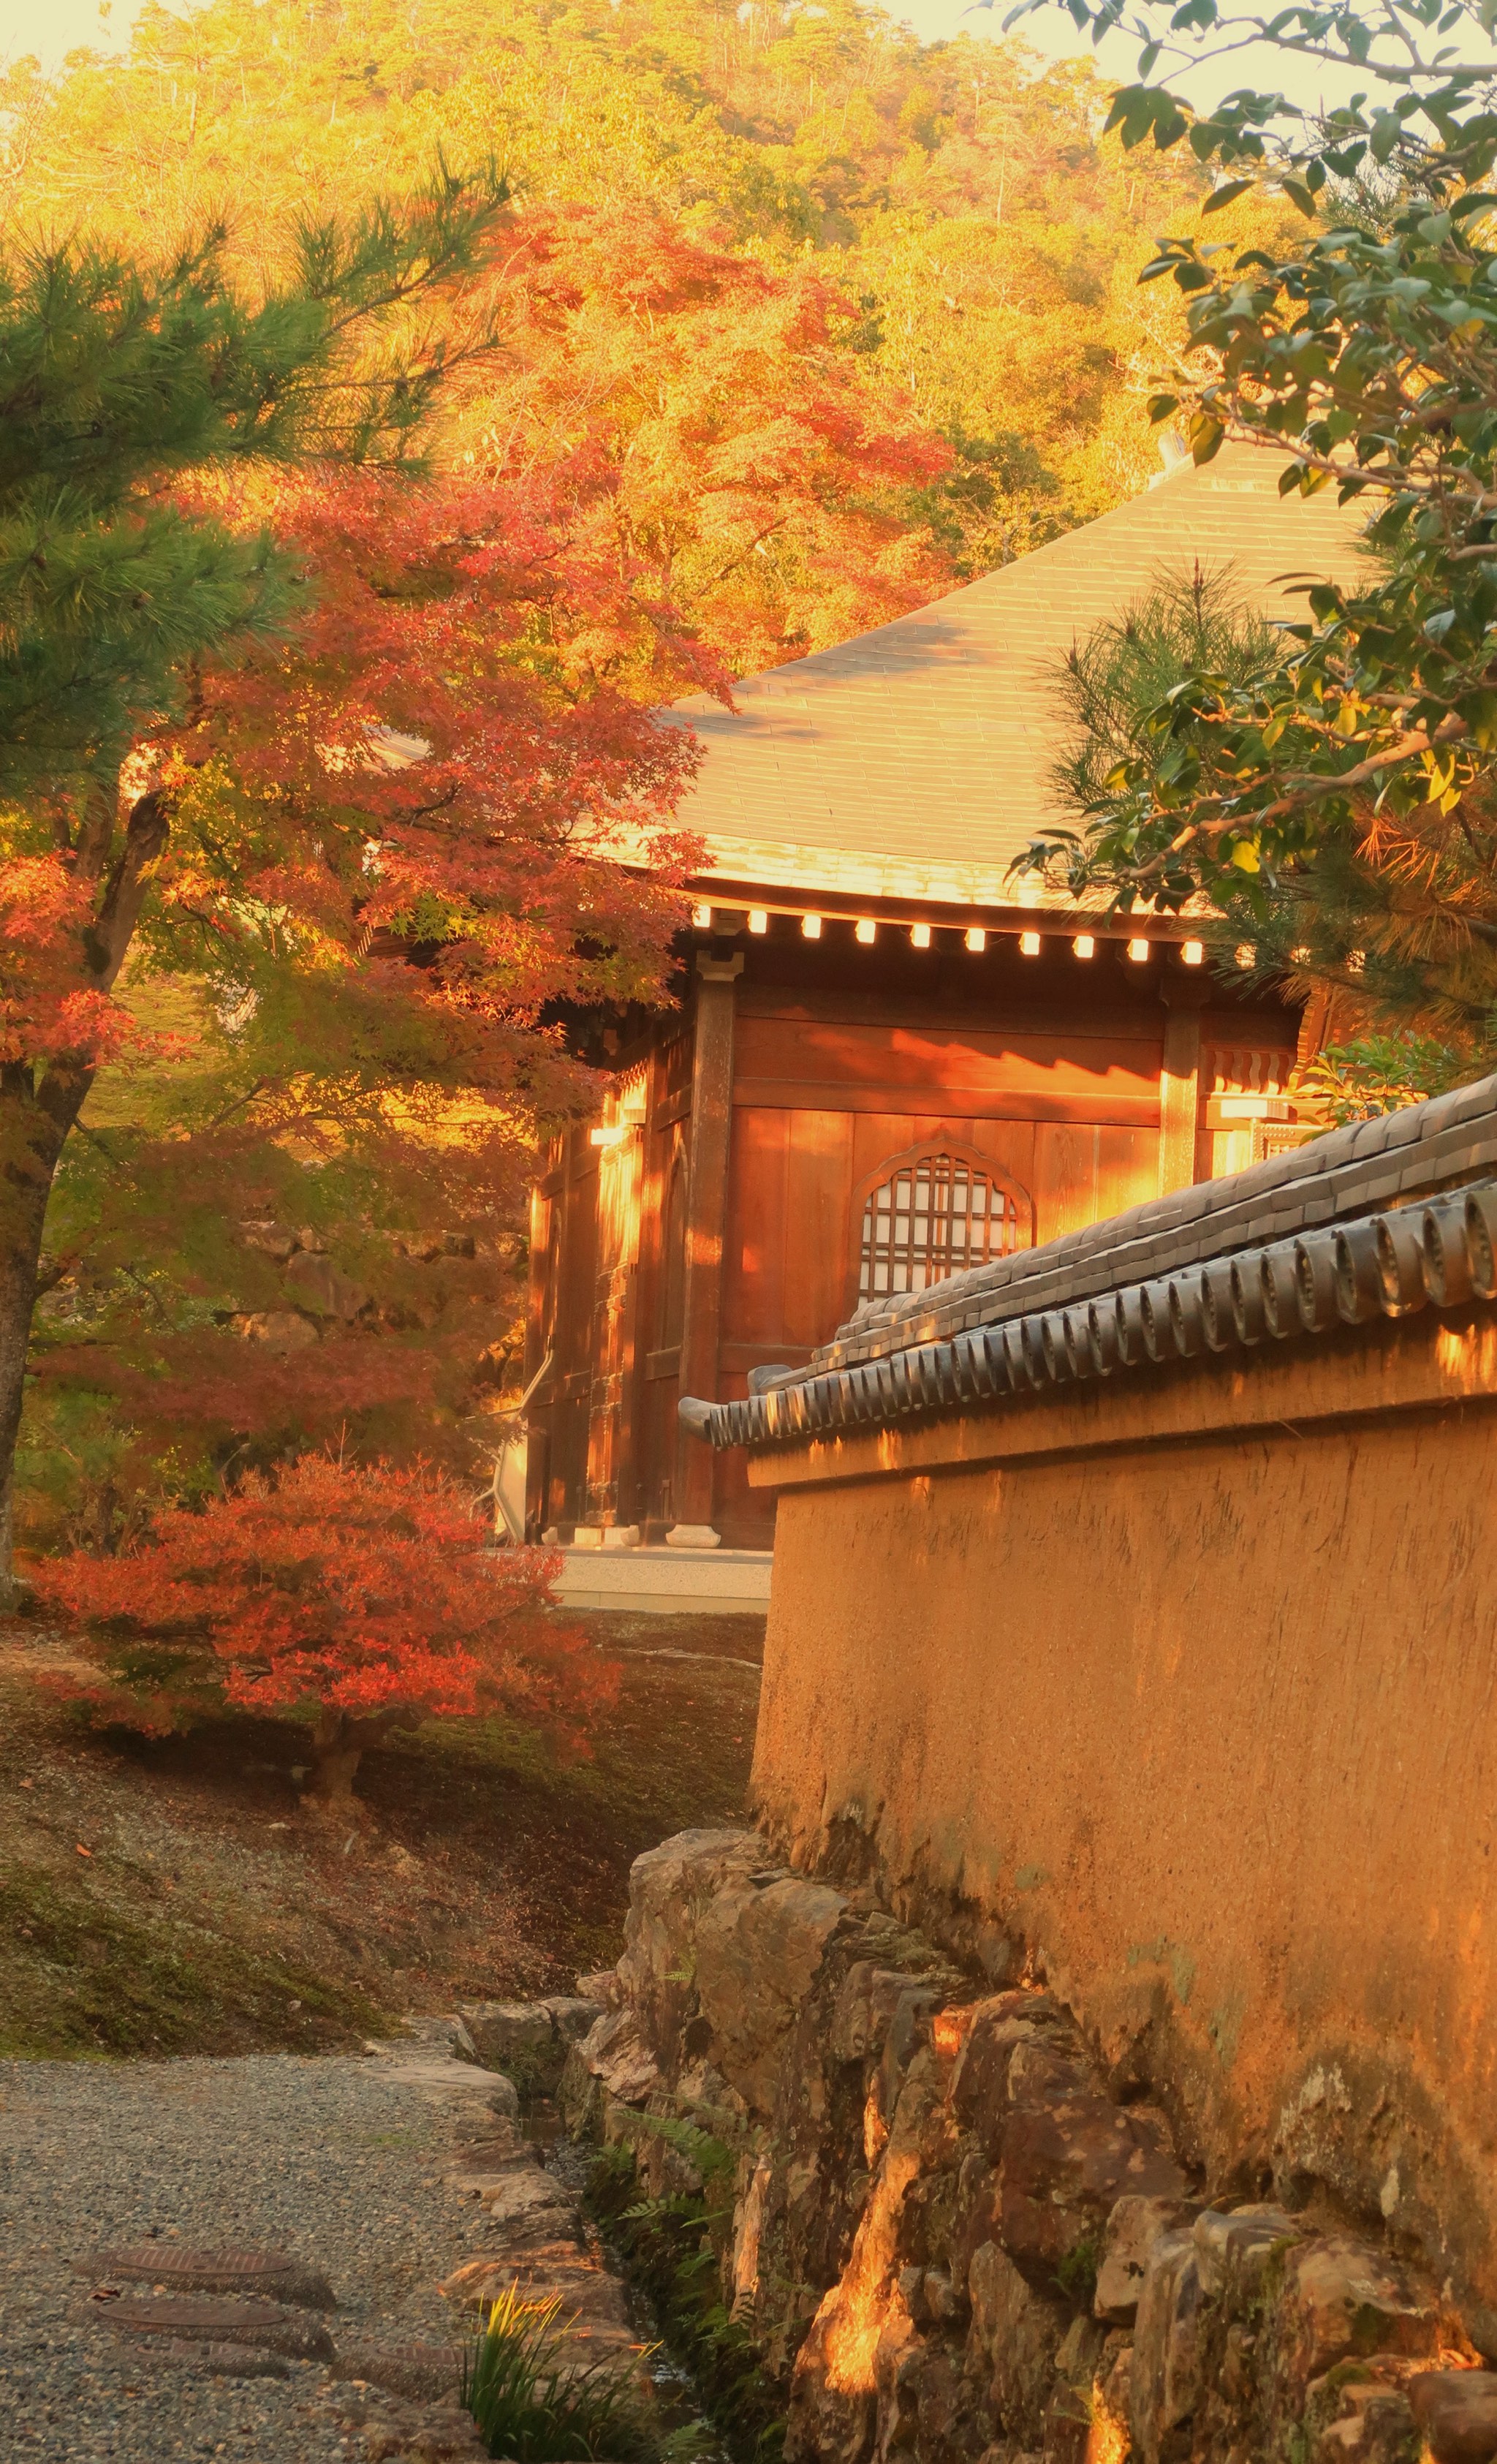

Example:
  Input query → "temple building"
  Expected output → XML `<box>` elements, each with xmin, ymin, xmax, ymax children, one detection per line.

<box><xmin>524</xmin><ymin>443</ymin><xmax>1363</xmax><ymax>1554</ymax></box>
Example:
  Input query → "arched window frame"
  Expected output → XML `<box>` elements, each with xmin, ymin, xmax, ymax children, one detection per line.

<box><xmin>847</xmin><ymin>1138</ymin><xmax>1034</xmax><ymax>1315</ymax></box>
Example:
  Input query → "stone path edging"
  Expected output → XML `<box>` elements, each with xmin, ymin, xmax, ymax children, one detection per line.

<box><xmin>2</xmin><ymin>2002</ymin><xmax>644</xmax><ymax>2464</ymax></box>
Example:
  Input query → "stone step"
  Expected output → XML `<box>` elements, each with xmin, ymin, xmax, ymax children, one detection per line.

<box><xmin>108</xmin><ymin>2332</ymin><xmax>292</xmax><ymax>2380</ymax></box>
<box><xmin>331</xmin><ymin>2340</ymin><xmax>468</xmax><ymax>2403</ymax></box>
<box><xmin>75</xmin><ymin>2240</ymin><xmax>336</xmax><ymax>2309</ymax></box>
<box><xmin>91</xmin><ymin>2292</ymin><xmax>336</xmax><ymax>2360</ymax></box>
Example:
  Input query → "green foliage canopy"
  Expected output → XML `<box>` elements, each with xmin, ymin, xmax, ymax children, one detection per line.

<box><xmin>0</xmin><ymin>167</ymin><xmax>509</xmax><ymax>801</ymax></box>
<box><xmin>1007</xmin><ymin>0</ymin><xmax>1497</xmax><ymax>986</ymax></box>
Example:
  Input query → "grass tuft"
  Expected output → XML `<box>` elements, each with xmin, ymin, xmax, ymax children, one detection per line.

<box><xmin>463</xmin><ymin>2281</ymin><xmax>659</xmax><ymax>2463</ymax></box>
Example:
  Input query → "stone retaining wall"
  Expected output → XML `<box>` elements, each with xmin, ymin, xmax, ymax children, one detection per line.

<box><xmin>563</xmin><ymin>1829</ymin><xmax>1497</xmax><ymax>2464</ymax></box>
<box><xmin>655</xmin><ymin>1078</ymin><xmax>1497</xmax><ymax>2455</ymax></box>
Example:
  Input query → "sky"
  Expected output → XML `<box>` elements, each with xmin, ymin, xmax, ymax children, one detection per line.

<box><xmin>0</xmin><ymin>0</ymin><xmax>1436</xmax><ymax>116</ymax></box>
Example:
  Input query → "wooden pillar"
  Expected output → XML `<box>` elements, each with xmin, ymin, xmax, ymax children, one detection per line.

<box><xmin>669</xmin><ymin>952</ymin><xmax>742</xmax><ymax>1546</ymax></box>
<box><xmin>522</xmin><ymin>1166</ymin><xmax>553</xmax><ymax>1539</ymax></box>
<box><xmin>1159</xmin><ymin>989</ymin><xmax>1206</xmax><ymax>1196</ymax></box>
<box><xmin>1297</xmin><ymin>983</ymin><xmax>1333</xmax><ymax>1070</ymax></box>
<box><xmin>583</xmin><ymin>1070</ymin><xmax>646</xmax><ymax>1531</ymax></box>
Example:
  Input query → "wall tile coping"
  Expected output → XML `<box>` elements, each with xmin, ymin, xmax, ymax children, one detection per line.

<box><xmin>781</xmin><ymin>1073</ymin><xmax>1497</xmax><ymax>1380</ymax></box>
<box><xmin>675</xmin><ymin>1081</ymin><xmax>1497</xmax><ymax>1456</ymax></box>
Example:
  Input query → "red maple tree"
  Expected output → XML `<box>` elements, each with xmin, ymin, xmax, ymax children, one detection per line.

<box><xmin>31</xmin><ymin>1453</ymin><xmax>605</xmax><ymax>1805</ymax></box>
<box><xmin>13</xmin><ymin>447</ymin><xmax>716</xmax><ymax>1559</ymax></box>
<box><xmin>459</xmin><ymin>203</ymin><xmax>957</xmax><ymax>675</ymax></box>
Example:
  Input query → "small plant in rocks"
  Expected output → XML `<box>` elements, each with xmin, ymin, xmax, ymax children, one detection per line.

<box><xmin>463</xmin><ymin>2281</ymin><xmax>659</xmax><ymax>2463</ymax></box>
<box><xmin>588</xmin><ymin>2139</ymin><xmax>785</xmax><ymax>2464</ymax></box>
<box><xmin>1054</xmin><ymin>2228</ymin><xmax>1103</xmax><ymax>2310</ymax></box>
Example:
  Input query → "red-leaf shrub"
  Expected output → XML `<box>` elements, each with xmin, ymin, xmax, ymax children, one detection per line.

<box><xmin>31</xmin><ymin>1454</ymin><xmax>604</xmax><ymax>1804</ymax></box>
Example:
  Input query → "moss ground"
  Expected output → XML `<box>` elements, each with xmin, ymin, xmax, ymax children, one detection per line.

<box><xmin>0</xmin><ymin>1610</ymin><xmax>762</xmax><ymax>2059</ymax></box>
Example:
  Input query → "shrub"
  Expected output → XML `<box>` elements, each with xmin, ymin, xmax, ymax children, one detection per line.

<box><xmin>30</xmin><ymin>1452</ymin><xmax>607</xmax><ymax>1804</ymax></box>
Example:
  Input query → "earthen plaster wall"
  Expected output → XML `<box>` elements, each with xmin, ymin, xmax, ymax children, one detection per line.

<box><xmin>747</xmin><ymin>1312</ymin><xmax>1497</xmax><ymax>2325</ymax></box>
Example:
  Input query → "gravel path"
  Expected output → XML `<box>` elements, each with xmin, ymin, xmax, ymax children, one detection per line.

<box><xmin>0</xmin><ymin>2052</ymin><xmax>506</xmax><ymax>2462</ymax></box>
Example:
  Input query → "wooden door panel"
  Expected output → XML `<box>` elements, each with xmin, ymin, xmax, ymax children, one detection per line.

<box><xmin>1031</xmin><ymin>1121</ymin><xmax>1175</xmax><ymax>1245</ymax></box>
<box><xmin>735</xmin><ymin>1013</ymin><xmax>1161</xmax><ymax>1099</ymax></box>
<box><xmin>710</xmin><ymin>1369</ymin><xmax>776</xmax><ymax>1549</ymax></box>
<box><xmin>1205</xmin><ymin>1124</ymin><xmax>1257</xmax><ymax>1181</ymax></box>
<box><xmin>902</xmin><ymin>1114</ymin><xmax>1039</xmax><ymax>1190</ymax></box>
<box><xmin>1094</xmin><ymin>1126</ymin><xmax>1161</xmax><ymax>1221</ymax></box>
<box><xmin>850</xmin><ymin>1110</ymin><xmax>920</xmax><ymax>1190</ymax></box>
<box><xmin>783</xmin><ymin>1110</ymin><xmax>857</xmax><ymax>1348</ymax></box>
<box><xmin>724</xmin><ymin>1108</ymin><xmax>790</xmax><ymax>1347</ymax></box>
<box><xmin>1032</xmin><ymin>1123</ymin><xmax>1106</xmax><ymax>1247</ymax></box>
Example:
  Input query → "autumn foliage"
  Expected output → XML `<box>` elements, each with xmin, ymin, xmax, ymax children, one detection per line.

<box><xmin>0</xmin><ymin>859</ymin><xmax>140</xmax><ymax>1067</ymax></box>
<box><xmin>0</xmin><ymin>0</ymin><xmax>1251</xmax><ymax>1592</ymax></box>
<box><xmin>31</xmin><ymin>1455</ymin><xmax>602</xmax><ymax>1805</ymax></box>
<box><xmin>1</xmin><ymin>221</ymin><xmax>724</xmax><ymax>1564</ymax></box>
<box><xmin>456</xmin><ymin>204</ymin><xmax>957</xmax><ymax>673</ymax></box>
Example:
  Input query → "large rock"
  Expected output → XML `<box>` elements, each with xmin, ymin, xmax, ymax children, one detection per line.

<box><xmin>460</xmin><ymin>2000</ymin><xmax>556</xmax><ymax>2074</ymax></box>
<box><xmin>833</xmin><ymin>1963</ymin><xmax>942</xmax><ymax>2067</ymax></box>
<box><xmin>1130</xmin><ymin>2229</ymin><xmax>1204</xmax><ymax>2464</ymax></box>
<box><xmin>1096</xmin><ymin>2195</ymin><xmax>1200</xmax><ymax>2327</ymax></box>
<box><xmin>575</xmin><ymin>2007</ymin><xmax>660</xmax><ymax>2107</ymax></box>
<box><xmin>996</xmin><ymin>2041</ymin><xmax>1190</xmax><ymax>2283</ymax></box>
<box><xmin>1409</xmin><ymin>2370</ymin><xmax>1497</xmax><ymax>2463</ymax></box>
<box><xmin>966</xmin><ymin>2240</ymin><xmax>1067</xmax><ymax>2447</ymax></box>
<box><xmin>1275</xmin><ymin>2236</ymin><xmax>1443</xmax><ymax>2406</ymax></box>
<box><xmin>479</xmin><ymin>2162</ymin><xmax>581</xmax><ymax>2240</ymax></box>
<box><xmin>615</xmin><ymin>1826</ymin><xmax>765</xmax><ymax>2063</ymax></box>
<box><xmin>283</xmin><ymin>1250</ymin><xmax>371</xmax><ymax>1321</ymax></box>
<box><xmin>237</xmin><ymin>1308</ymin><xmax>319</xmax><ymax>1350</ymax></box>
<box><xmin>1311</xmin><ymin>2379</ymin><xmax>1422</xmax><ymax>2463</ymax></box>
<box><xmin>458</xmin><ymin>1997</ymin><xmax>603</xmax><ymax>2097</ymax></box>
<box><xmin>363</xmin><ymin>2046</ymin><xmax>518</xmax><ymax>2142</ymax></box>
<box><xmin>949</xmin><ymin>1995</ymin><xmax>1073</xmax><ymax>2157</ymax></box>
<box><xmin>694</xmin><ymin>1870</ymin><xmax>849</xmax><ymax>2115</ymax></box>
<box><xmin>547</xmin><ymin>1995</ymin><xmax>605</xmax><ymax>2044</ymax></box>
<box><xmin>1191</xmin><ymin>2204</ymin><xmax>1300</xmax><ymax>2302</ymax></box>
<box><xmin>1042</xmin><ymin>2315</ymin><xmax>1111</xmax><ymax>2464</ymax></box>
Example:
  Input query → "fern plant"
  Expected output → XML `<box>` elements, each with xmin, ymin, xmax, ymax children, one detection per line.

<box><xmin>586</xmin><ymin>2151</ymin><xmax>786</xmax><ymax>2464</ymax></box>
<box><xmin>630</xmin><ymin>2111</ymin><xmax>740</xmax><ymax>2196</ymax></box>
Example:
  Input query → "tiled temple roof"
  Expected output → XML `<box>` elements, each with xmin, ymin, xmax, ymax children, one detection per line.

<box><xmin>679</xmin><ymin>1076</ymin><xmax>1497</xmax><ymax>1454</ymax></box>
<box><xmin>664</xmin><ymin>444</ymin><xmax>1367</xmax><ymax>907</ymax></box>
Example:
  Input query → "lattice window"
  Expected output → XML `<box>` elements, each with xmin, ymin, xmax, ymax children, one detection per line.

<box><xmin>857</xmin><ymin>1153</ymin><xmax>1020</xmax><ymax>1304</ymax></box>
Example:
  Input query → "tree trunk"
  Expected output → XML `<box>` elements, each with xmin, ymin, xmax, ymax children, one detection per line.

<box><xmin>306</xmin><ymin>1709</ymin><xmax>403</xmax><ymax>1811</ymax></box>
<box><xmin>0</xmin><ymin>789</ymin><xmax>171</xmax><ymax>1597</ymax></box>
<box><xmin>0</xmin><ymin>1071</ymin><xmax>83</xmax><ymax>1603</ymax></box>
<box><xmin>308</xmin><ymin>1737</ymin><xmax>365</xmax><ymax>1809</ymax></box>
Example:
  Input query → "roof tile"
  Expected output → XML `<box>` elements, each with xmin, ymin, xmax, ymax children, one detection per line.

<box><xmin>673</xmin><ymin>445</ymin><xmax>1368</xmax><ymax>902</ymax></box>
